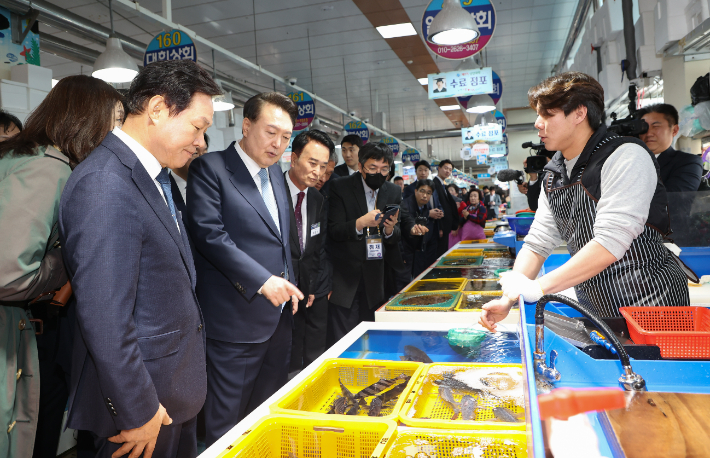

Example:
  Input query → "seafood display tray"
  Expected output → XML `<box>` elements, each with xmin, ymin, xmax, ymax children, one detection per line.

<box><xmin>464</xmin><ymin>279</ymin><xmax>503</xmax><ymax>292</ymax></box>
<box><xmin>399</xmin><ymin>363</ymin><xmax>526</xmax><ymax>431</ymax></box>
<box><xmin>270</xmin><ymin>359</ymin><xmax>422</xmax><ymax>421</ymax></box>
<box><xmin>385</xmin><ymin>292</ymin><xmax>461</xmax><ymax>311</ymax></box>
<box><xmin>404</xmin><ymin>278</ymin><xmax>466</xmax><ymax>293</ymax></box>
<box><xmin>455</xmin><ymin>292</ymin><xmax>504</xmax><ymax>312</ymax></box>
<box><xmin>423</xmin><ymin>267</ymin><xmax>501</xmax><ymax>280</ymax></box>
<box><xmin>436</xmin><ymin>256</ymin><xmax>484</xmax><ymax>268</ymax></box>
<box><xmin>447</xmin><ymin>248</ymin><xmax>485</xmax><ymax>257</ymax></box>
<box><xmin>214</xmin><ymin>414</ymin><xmax>396</xmax><ymax>458</ymax></box>
<box><xmin>381</xmin><ymin>428</ymin><xmax>527</xmax><ymax>458</ymax></box>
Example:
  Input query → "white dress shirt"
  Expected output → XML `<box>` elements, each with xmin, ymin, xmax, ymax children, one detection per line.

<box><xmin>285</xmin><ymin>171</ymin><xmax>308</xmax><ymax>251</ymax></box>
<box><xmin>235</xmin><ymin>141</ymin><xmax>280</xmax><ymax>230</ymax></box>
<box><xmin>347</xmin><ymin>166</ymin><xmax>358</xmax><ymax>175</ymax></box>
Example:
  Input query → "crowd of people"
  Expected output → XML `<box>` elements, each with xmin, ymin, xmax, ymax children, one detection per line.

<box><xmin>1</xmin><ymin>60</ymin><xmax>500</xmax><ymax>458</ymax></box>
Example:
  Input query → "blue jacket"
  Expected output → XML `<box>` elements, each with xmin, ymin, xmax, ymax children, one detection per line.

<box><xmin>59</xmin><ymin>133</ymin><xmax>205</xmax><ymax>437</ymax></box>
<box><xmin>187</xmin><ymin>142</ymin><xmax>295</xmax><ymax>344</ymax></box>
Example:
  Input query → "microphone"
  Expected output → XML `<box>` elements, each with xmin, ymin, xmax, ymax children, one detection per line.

<box><xmin>496</xmin><ymin>169</ymin><xmax>525</xmax><ymax>185</ymax></box>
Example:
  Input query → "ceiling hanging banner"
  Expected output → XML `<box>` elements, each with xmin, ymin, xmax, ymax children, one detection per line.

<box><xmin>494</xmin><ymin>110</ymin><xmax>506</xmax><ymax>133</ymax></box>
<box><xmin>343</xmin><ymin>121</ymin><xmax>370</xmax><ymax>145</ymax></box>
<box><xmin>287</xmin><ymin>92</ymin><xmax>315</xmax><ymax>132</ymax></box>
<box><xmin>490</xmin><ymin>71</ymin><xmax>503</xmax><ymax>104</ymax></box>
<box><xmin>402</xmin><ymin>148</ymin><xmax>421</xmax><ymax>163</ymax></box>
<box><xmin>144</xmin><ymin>29</ymin><xmax>197</xmax><ymax>66</ymax></box>
<box><xmin>462</xmin><ymin>124</ymin><xmax>502</xmax><ymax>143</ymax></box>
<box><xmin>428</xmin><ymin>67</ymin><xmax>493</xmax><ymax>100</ymax></box>
<box><xmin>381</xmin><ymin>137</ymin><xmax>400</xmax><ymax>156</ymax></box>
<box><xmin>422</xmin><ymin>0</ymin><xmax>497</xmax><ymax>60</ymax></box>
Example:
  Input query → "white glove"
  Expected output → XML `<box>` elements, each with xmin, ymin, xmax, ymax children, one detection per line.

<box><xmin>498</xmin><ymin>271</ymin><xmax>544</xmax><ymax>303</ymax></box>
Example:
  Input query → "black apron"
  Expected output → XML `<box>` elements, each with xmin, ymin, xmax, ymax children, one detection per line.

<box><xmin>542</xmin><ymin>127</ymin><xmax>689</xmax><ymax>318</ymax></box>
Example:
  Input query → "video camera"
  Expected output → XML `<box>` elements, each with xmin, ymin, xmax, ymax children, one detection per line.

<box><xmin>607</xmin><ymin>83</ymin><xmax>649</xmax><ymax>137</ymax></box>
<box><xmin>521</xmin><ymin>141</ymin><xmax>555</xmax><ymax>174</ymax></box>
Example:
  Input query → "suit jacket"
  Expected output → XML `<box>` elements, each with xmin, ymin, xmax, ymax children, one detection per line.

<box><xmin>657</xmin><ymin>147</ymin><xmax>703</xmax><ymax>193</ymax></box>
<box><xmin>433</xmin><ymin>177</ymin><xmax>459</xmax><ymax>233</ymax></box>
<box><xmin>59</xmin><ymin>132</ymin><xmax>205</xmax><ymax>437</ymax></box>
<box><xmin>402</xmin><ymin>181</ymin><xmax>416</xmax><ymax>200</ymax></box>
<box><xmin>328</xmin><ymin>173</ymin><xmax>402</xmax><ymax>309</ymax></box>
<box><xmin>312</xmin><ymin>175</ymin><xmax>339</xmax><ymax>298</ymax></box>
<box><xmin>400</xmin><ymin>194</ymin><xmax>436</xmax><ymax>256</ymax></box>
<box><xmin>284</xmin><ymin>171</ymin><xmax>324</xmax><ymax>298</ymax></box>
<box><xmin>333</xmin><ymin>163</ymin><xmax>354</xmax><ymax>178</ymax></box>
<box><xmin>187</xmin><ymin>142</ymin><xmax>295</xmax><ymax>344</ymax></box>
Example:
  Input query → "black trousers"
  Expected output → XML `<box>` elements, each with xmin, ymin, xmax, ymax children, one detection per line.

<box><xmin>436</xmin><ymin>231</ymin><xmax>451</xmax><ymax>257</ymax></box>
<box><xmin>92</xmin><ymin>416</ymin><xmax>197</xmax><ymax>458</ymax></box>
<box><xmin>326</xmin><ymin>279</ymin><xmax>374</xmax><ymax>346</ymax></box>
<box><xmin>204</xmin><ymin>307</ymin><xmax>292</xmax><ymax>446</ymax></box>
<box><xmin>290</xmin><ymin>294</ymin><xmax>329</xmax><ymax>372</ymax></box>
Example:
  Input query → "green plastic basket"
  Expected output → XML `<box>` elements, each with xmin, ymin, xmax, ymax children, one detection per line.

<box><xmin>385</xmin><ymin>292</ymin><xmax>461</xmax><ymax>311</ymax></box>
<box><xmin>437</xmin><ymin>256</ymin><xmax>484</xmax><ymax>268</ymax></box>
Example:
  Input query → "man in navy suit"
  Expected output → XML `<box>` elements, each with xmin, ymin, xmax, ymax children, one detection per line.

<box><xmin>59</xmin><ymin>61</ymin><xmax>222</xmax><ymax>458</ymax></box>
<box><xmin>187</xmin><ymin>92</ymin><xmax>303</xmax><ymax>446</ymax></box>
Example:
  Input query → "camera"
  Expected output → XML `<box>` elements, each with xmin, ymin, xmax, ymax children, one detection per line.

<box><xmin>287</xmin><ymin>77</ymin><xmax>298</xmax><ymax>86</ymax></box>
<box><xmin>521</xmin><ymin>141</ymin><xmax>555</xmax><ymax>174</ymax></box>
<box><xmin>608</xmin><ymin>83</ymin><xmax>649</xmax><ymax>137</ymax></box>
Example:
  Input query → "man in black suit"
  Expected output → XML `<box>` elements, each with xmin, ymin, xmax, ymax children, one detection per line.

<box><xmin>285</xmin><ymin>130</ymin><xmax>333</xmax><ymax>372</ymax></box>
<box><xmin>187</xmin><ymin>92</ymin><xmax>303</xmax><ymax>446</ymax></box>
<box><xmin>327</xmin><ymin>143</ymin><xmax>426</xmax><ymax>343</ymax></box>
<box><xmin>432</xmin><ymin>159</ymin><xmax>459</xmax><ymax>256</ymax></box>
<box><xmin>402</xmin><ymin>160</ymin><xmax>433</xmax><ymax>199</ymax></box>
<box><xmin>333</xmin><ymin>134</ymin><xmax>362</xmax><ymax>177</ymax></box>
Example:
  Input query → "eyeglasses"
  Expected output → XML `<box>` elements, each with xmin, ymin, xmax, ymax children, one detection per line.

<box><xmin>364</xmin><ymin>165</ymin><xmax>390</xmax><ymax>174</ymax></box>
<box><xmin>416</xmin><ymin>189</ymin><xmax>433</xmax><ymax>196</ymax></box>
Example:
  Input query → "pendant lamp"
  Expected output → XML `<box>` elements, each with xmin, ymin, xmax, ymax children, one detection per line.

<box><xmin>427</xmin><ymin>0</ymin><xmax>480</xmax><ymax>46</ymax></box>
<box><xmin>213</xmin><ymin>90</ymin><xmax>235</xmax><ymax>112</ymax></box>
<box><xmin>465</xmin><ymin>94</ymin><xmax>496</xmax><ymax>114</ymax></box>
<box><xmin>92</xmin><ymin>0</ymin><xmax>138</xmax><ymax>83</ymax></box>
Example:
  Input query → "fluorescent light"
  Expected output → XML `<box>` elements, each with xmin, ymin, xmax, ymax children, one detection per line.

<box><xmin>489</xmin><ymin>153</ymin><xmax>505</xmax><ymax>158</ymax></box>
<box><xmin>376</xmin><ymin>23</ymin><xmax>417</xmax><ymax>39</ymax></box>
<box><xmin>440</xmin><ymin>105</ymin><xmax>460</xmax><ymax>111</ymax></box>
<box><xmin>418</xmin><ymin>78</ymin><xmax>428</xmax><ymax>85</ymax></box>
<box><xmin>431</xmin><ymin>29</ymin><xmax>478</xmax><ymax>45</ymax></box>
<box><xmin>335</xmin><ymin>145</ymin><xmax>341</xmax><ymax>149</ymax></box>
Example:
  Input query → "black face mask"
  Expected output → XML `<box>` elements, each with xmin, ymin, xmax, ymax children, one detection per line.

<box><xmin>364</xmin><ymin>172</ymin><xmax>387</xmax><ymax>191</ymax></box>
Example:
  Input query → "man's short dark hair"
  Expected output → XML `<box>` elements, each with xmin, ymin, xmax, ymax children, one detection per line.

<box><xmin>0</xmin><ymin>110</ymin><xmax>22</xmax><ymax>132</ymax></box>
<box><xmin>292</xmin><ymin>129</ymin><xmax>335</xmax><ymax>158</ymax></box>
<box><xmin>243</xmin><ymin>92</ymin><xmax>297</xmax><ymax>127</ymax></box>
<box><xmin>482</xmin><ymin>186</ymin><xmax>489</xmax><ymax>190</ymax></box>
<box><xmin>127</xmin><ymin>60</ymin><xmax>222</xmax><ymax>117</ymax></box>
<box><xmin>414</xmin><ymin>160</ymin><xmax>431</xmax><ymax>171</ymax></box>
<box><xmin>438</xmin><ymin>159</ymin><xmax>453</xmax><ymax>169</ymax></box>
<box><xmin>393</xmin><ymin>176</ymin><xmax>403</xmax><ymax>182</ymax></box>
<box><xmin>416</xmin><ymin>179</ymin><xmax>434</xmax><ymax>191</ymax></box>
<box><xmin>637</xmin><ymin>103</ymin><xmax>679</xmax><ymax>127</ymax></box>
<box><xmin>341</xmin><ymin>134</ymin><xmax>363</xmax><ymax>148</ymax></box>
<box><xmin>358</xmin><ymin>142</ymin><xmax>394</xmax><ymax>167</ymax></box>
<box><xmin>528</xmin><ymin>71</ymin><xmax>605</xmax><ymax>129</ymax></box>
<box><xmin>447</xmin><ymin>183</ymin><xmax>459</xmax><ymax>193</ymax></box>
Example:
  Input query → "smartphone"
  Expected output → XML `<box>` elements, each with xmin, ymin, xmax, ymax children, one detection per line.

<box><xmin>415</xmin><ymin>216</ymin><xmax>428</xmax><ymax>226</ymax></box>
<box><xmin>378</xmin><ymin>204</ymin><xmax>400</xmax><ymax>227</ymax></box>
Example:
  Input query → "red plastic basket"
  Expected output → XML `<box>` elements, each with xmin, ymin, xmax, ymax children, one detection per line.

<box><xmin>619</xmin><ymin>306</ymin><xmax>710</xmax><ymax>359</ymax></box>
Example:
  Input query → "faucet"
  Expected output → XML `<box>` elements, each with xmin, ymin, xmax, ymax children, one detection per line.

<box><xmin>534</xmin><ymin>294</ymin><xmax>646</xmax><ymax>392</ymax></box>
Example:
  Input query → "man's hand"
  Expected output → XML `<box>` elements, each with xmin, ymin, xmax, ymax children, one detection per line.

<box><xmin>261</xmin><ymin>276</ymin><xmax>304</xmax><ymax>307</ymax></box>
<box><xmin>382</xmin><ymin>210</ymin><xmax>399</xmax><ymax>236</ymax></box>
<box><xmin>292</xmin><ymin>296</ymin><xmax>299</xmax><ymax>314</ymax></box>
<box><xmin>517</xmin><ymin>182</ymin><xmax>528</xmax><ymax>195</ymax></box>
<box><xmin>451</xmin><ymin>229</ymin><xmax>458</xmax><ymax>237</ymax></box>
<box><xmin>108</xmin><ymin>404</ymin><xmax>172</xmax><ymax>458</ymax></box>
<box><xmin>499</xmin><ymin>271</ymin><xmax>544</xmax><ymax>303</ymax></box>
<box><xmin>479</xmin><ymin>296</ymin><xmax>517</xmax><ymax>332</ymax></box>
<box><xmin>306</xmin><ymin>294</ymin><xmax>315</xmax><ymax>308</ymax></box>
<box><xmin>429</xmin><ymin>208</ymin><xmax>444</xmax><ymax>220</ymax></box>
<box><xmin>439</xmin><ymin>230</ymin><xmax>443</xmax><ymax>238</ymax></box>
<box><xmin>410</xmin><ymin>224</ymin><xmax>429</xmax><ymax>236</ymax></box>
<box><xmin>328</xmin><ymin>291</ymin><xmax>332</xmax><ymax>300</ymax></box>
<box><xmin>356</xmin><ymin>209</ymin><xmax>382</xmax><ymax>232</ymax></box>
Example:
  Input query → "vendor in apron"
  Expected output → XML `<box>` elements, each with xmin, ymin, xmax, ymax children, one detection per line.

<box><xmin>480</xmin><ymin>72</ymin><xmax>692</xmax><ymax>331</ymax></box>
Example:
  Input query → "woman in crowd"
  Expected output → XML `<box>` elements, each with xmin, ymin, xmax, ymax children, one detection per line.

<box><xmin>450</xmin><ymin>188</ymin><xmax>487</xmax><ymax>244</ymax></box>
<box><xmin>401</xmin><ymin>179</ymin><xmax>439</xmax><ymax>278</ymax></box>
<box><xmin>0</xmin><ymin>75</ymin><xmax>122</xmax><ymax>458</ymax></box>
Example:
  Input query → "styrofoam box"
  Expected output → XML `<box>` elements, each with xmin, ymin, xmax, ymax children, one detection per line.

<box><xmin>28</xmin><ymin>89</ymin><xmax>48</xmax><ymax>112</ymax></box>
<box><xmin>639</xmin><ymin>0</ymin><xmax>658</xmax><ymax>14</ymax></box>
<box><xmin>636</xmin><ymin>10</ymin><xmax>656</xmax><ymax>48</ymax></box>
<box><xmin>0</xmin><ymin>80</ymin><xmax>29</xmax><ymax>110</ymax></box>
<box><xmin>11</xmin><ymin>64</ymin><xmax>52</xmax><ymax>92</ymax></box>
<box><xmin>637</xmin><ymin>44</ymin><xmax>663</xmax><ymax>74</ymax></box>
<box><xmin>685</xmin><ymin>0</ymin><xmax>709</xmax><ymax>31</ymax></box>
<box><xmin>598</xmin><ymin>63</ymin><xmax>624</xmax><ymax>102</ymax></box>
<box><xmin>655</xmin><ymin>0</ymin><xmax>691</xmax><ymax>53</ymax></box>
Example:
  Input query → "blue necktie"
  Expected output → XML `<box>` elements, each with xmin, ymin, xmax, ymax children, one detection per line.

<box><xmin>156</xmin><ymin>168</ymin><xmax>178</xmax><ymax>226</ymax></box>
<box><xmin>258</xmin><ymin>168</ymin><xmax>280</xmax><ymax>235</ymax></box>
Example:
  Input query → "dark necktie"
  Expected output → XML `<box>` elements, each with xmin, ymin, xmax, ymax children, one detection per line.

<box><xmin>295</xmin><ymin>191</ymin><xmax>305</xmax><ymax>253</ymax></box>
<box><xmin>156</xmin><ymin>168</ymin><xmax>178</xmax><ymax>226</ymax></box>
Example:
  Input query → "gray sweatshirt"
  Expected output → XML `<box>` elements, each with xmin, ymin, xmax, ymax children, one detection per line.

<box><xmin>522</xmin><ymin>143</ymin><xmax>658</xmax><ymax>260</ymax></box>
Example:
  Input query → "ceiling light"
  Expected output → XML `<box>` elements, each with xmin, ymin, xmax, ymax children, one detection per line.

<box><xmin>427</xmin><ymin>0</ymin><xmax>480</xmax><ymax>46</ymax></box>
<box><xmin>490</xmin><ymin>153</ymin><xmax>505</xmax><ymax>158</ymax></box>
<box><xmin>440</xmin><ymin>105</ymin><xmax>460</xmax><ymax>111</ymax></box>
<box><xmin>376</xmin><ymin>23</ymin><xmax>417</xmax><ymax>39</ymax></box>
<box><xmin>465</xmin><ymin>94</ymin><xmax>496</xmax><ymax>113</ymax></box>
<box><xmin>418</xmin><ymin>78</ymin><xmax>428</xmax><ymax>85</ymax></box>
<box><xmin>92</xmin><ymin>0</ymin><xmax>138</xmax><ymax>83</ymax></box>
<box><xmin>213</xmin><ymin>91</ymin><xmax>235</xmax><ymax>111</ymax></box>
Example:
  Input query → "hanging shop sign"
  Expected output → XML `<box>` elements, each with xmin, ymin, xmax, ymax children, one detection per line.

<box><xmin>402</xmin><ymin>148</ymin><xmax>421</xmax><ymax>163</ymax></box>
<box><xmin>428</xmin><ymin>67</ymin><xmax>493</xmax><ymax>100</ymax></box>
<box><xmin>494</xmin><ymin>110</ymin><xmax>506</xmax><ymax>133</ymax></box>
<box><xmin>344</xmin><ymin>121</ymin><xmax>370</xmax><ymax>145</ymax></box>
<box><xmin>472</xmin><ymin>142</ymin><xmax>489</xmax><ymax>158</ymax></box>
<box><xmin>0</xmin><ymin>7</ymin><xmax>40</xmax><ymax>68</ymax></box>
<box><xmin>491</xmin><ymin>71</ymin><xmax>503</xmax><ymax>104</ymax></box>
<box><xmin>477</xmin><ymin>153</ymin><xmax>488</xmax><ymax>165</ymax></box>
<box><xmin>460</xmin><ymin>146</ymin><xmax>472</xmax><ymax>160</ymax></box>
<box><xmin>287</xmin><ymin>92</ymin><xmax>315</xmax><ymax>132</ymax></box>
<box><xmin>462</xmin><ymin>124</ymin><xmax>502</xmax><ymax>143</ymax></box>
<box><xmin>478</xmin><ymin>173</ymin><xmax>491</xmax><ymax>179</ymax></box>
<box><xmin>422</xmin><ymin>0</ymin><xmax>497</xmax><ymax>60</ymax></box>
<box><xmin>488</xmin><ymin>143</ymin><xmax>507</xmax><ymax>157</ymax></box>
<box><xmin>144</xmin><ymin>29</ymin><xmax>197</xmax><ymax>66</ymax></box>
<box><xmin>381</xmin><ymin>137</ymin><xmax>400</xmax><ymax>156</ymax></box>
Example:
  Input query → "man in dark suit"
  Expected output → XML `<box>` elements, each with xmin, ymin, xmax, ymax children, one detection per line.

<box><xmin>333</xmin><ymin>134</ymin><xmax>362</xmax><ymax>177</ymax></box>
<box><xmin>327</xmin><ymin>142</ymin><xmax>426</xmax><ymax>343</ymax></box>
<box><xmin>402</xmin><ymin>160</ymin><xmax>433</xmax><ymax>199</ymax></box>
<box><xmin>187</xmin><ymin>92</ymin><xmax>303</xmax><ymax>446</ymax></box>
<box><xmin>432</xmin><ymin>159</ymin><xmax>459</xmax><ymax>256</ymax></box>
<box><xmin>284</xmin><ymin>130</ymin><xmax>333</xmax><ymax>372</ymax></box>
<box><xmin>59</xmin><ymin>61</ymin><xmax>222</xmax><ymax>458</ymax></box>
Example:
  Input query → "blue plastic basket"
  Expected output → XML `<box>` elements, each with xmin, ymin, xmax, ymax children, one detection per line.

<box><xmin>505</xmin><ymin>216</ymin><xmax>535</xmax><ymax>236</ymax></box>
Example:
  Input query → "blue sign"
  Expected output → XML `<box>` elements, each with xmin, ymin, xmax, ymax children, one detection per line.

<box><xmin>494</xmin><ymin>110</ymin><xmax>506</xmax><ymax>133</ymax></box>
<box><xmin>478</xmin><ymin>173</ymin><xmax>491</xmax><ymax>179</ymax></box>
<box><xmin>428</xmin><ymin>68</ymin><xmax>493</xmax><ymax>100</ymax></box>
<box><xmin>287</xmin><ymin>92</ymin><xmax>315</xmax><ymax>132</ymax></box>
<box><xmin>462</xmin><ymin>124</ymin><xmax>502</xmax><ymax>142</ymax></box>
<box><xmin>491</xmin><ymin>71</ymin><xmax>503</xmax><ymax>104</ymax></box>
<box><xmin>382</xmin><ymin>137</ymin><xmax>400</xmax><ymax>156</ymax></box>
<box><xmin>144</xmin><ymin>29</ymin><xmax>197</xmax><ymax>66</ymax></box>
<box><xmin>344</xmin><ymin>121</ymin><xmax>369</xmax><ymax>145</ymax></box>
<box><xmin>402</xmin><ymin>148</ymin><xmax>421</xmax><ymax>163</ymax></box>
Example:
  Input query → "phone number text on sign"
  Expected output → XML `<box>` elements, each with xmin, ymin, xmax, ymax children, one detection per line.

<box><xmin>287</xmin><ymin>92</ymin><xmax>315</xmax><ymax>132</ymax></box>
<box><xmin>422</xmin><ymin>0</ymin><xmax>497</xmax><ymax>60</ymax></box>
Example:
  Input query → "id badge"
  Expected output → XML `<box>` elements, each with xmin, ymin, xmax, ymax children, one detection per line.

<box><xmin>366</xmin><ymin>232</ymin><xmax>383</xmax><ymax>260</ymax></box>
<box><xmin>310</xmin><ymin>222</ymin><xmax>321</xmax><ymax>237</ymax></box>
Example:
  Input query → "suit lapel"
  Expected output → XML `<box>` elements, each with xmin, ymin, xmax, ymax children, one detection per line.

<box><xmin>284</xmin><ymin>172</ymin><xmax>301</xmax><ymax>257</ymax></box>
<box><xmin>376</xmin><ymin>185</ymin><xmax>389</xmax><ymax>212</ymax></box>
<box><xmin>351</xmin><ymin>173</ymin><xmax>369</xmax><ymax>215</ymax></box>
<box><xmin>305</xmin><ymin>188</ymin><xmax>319</xmax><ymax>250</ymax></box>
<box><xmin>270</xmin><ymin>163</ymin><xmax>289</xmax><ymax>244</ymax></box>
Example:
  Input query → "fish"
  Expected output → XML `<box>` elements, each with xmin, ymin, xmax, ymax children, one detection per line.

<box><xmin>377</xmin><ymin>382</ymin><xmax>407</xmax><ymax>405</ymax></box>
<box><xmin>460</xmin><ymin>395</ymin><xmax>477</xmax><ymax>420</ymax></box>
<box><xmin>438</xmin><ymin>385</ymin><xmax>460</xmax><ymax>420</ymax></box>
<box><xmin>339</xmin><ymin>379</ymin><xmax>355</xmax><ymax>402</ymax></box>
<box><xmin>399</xmin><ymin>345</ymin><xmax>433</xmax><ymax>363</ymax></box>
<box><xmin>434</xmin><ymin>373</ymin><xmax>485</xmax><ymax>396</ymax></box>
<box><xmin>345</xmin><ymin>402</ymin><xmax>359</xmax><ymax>415</ymax></box>
<box><xmin>327</xmin><ymin>396</ymin><xmax>347</xmax><ymax>414</ymax></box>
<box><xmin>368</xmin><ymin>397</ymin><xmax>383</xmax><ymax>416</ymax></box>
<box><xmin>493</xmin><ymin>406</ymin><xmax>523</xmax><ymax>423</ymax></box>
<box><xmin>354</xmin><ymin>375</ymin><xmax>405</xmax><ymax>399</ymax></box>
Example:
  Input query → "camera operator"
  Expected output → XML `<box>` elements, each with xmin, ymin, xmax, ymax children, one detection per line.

<box><xmin>637</xmin><ymin>104</ymin><xmax>703</xmax><ymax>193</ymax></box>
<box><xmin>517</xmin><ymin>156</ymin><xmax>551</xmax><ymax>211</ymax></box>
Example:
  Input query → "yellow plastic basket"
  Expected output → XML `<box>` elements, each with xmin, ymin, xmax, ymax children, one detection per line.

<box><xmin>447</xmin><ymin>248</ymin><xmax>485</xmax><ymax>257</ymax></box>
<box><xmin>455</xmin><ymin>292</ymin><xmax>503</xmax><ymax>312</ymax></box>
<box><xmin>215</xmin><ymin>414</ymin><xmax>397</xmax><ymax>458</ymax></box>
<box><xmin>270</xmin><ymin>359</ymin><xmax>423</xmax><ymax>421</ymax></box>
<box><xmin>381</xmin><ymin>428</ymin><xmax>527</xmax><ymax>458</ymax></box>
<box><xmin>399</xmin><ymin>363</ymin><xmax>526</xmax><ymax>430</ymax></box>
<box><xmin>404</xmin><ymin>278</ymin><xmax>466</xmax><ymax>293</ymax></box>
<box><xmin>484</xmin><ymin>228</ymin><xmax>495</xmax><ymax>236</ymax></box>
<box><xmin>457</xmin><ymin>239</ymin><xmax>490</xmax><ymax>245</ymax></box>
<box><xmin>482</xmin><ymin>249</ymin><xmax>513</xmax><ymax>259</ymax></box>
<box><xmin>385</xmin><ymin>292</ymin><xmax>462</xmax><ymax>311</ymax></box>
